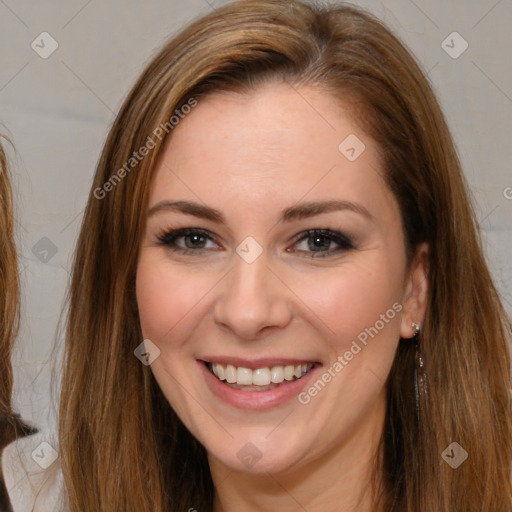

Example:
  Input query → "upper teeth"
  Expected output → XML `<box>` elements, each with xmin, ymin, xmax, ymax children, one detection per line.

<box><xmin>210</xmin><ymin>363</ymin><xmax>313</xmax><ymax>386</ymax></box>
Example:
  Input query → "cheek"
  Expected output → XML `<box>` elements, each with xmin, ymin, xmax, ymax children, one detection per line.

<box><xmin>294</xmin><ymin>254</ymin><xmax>404</xmax><ymax>353</ymax></box>
<box><xmin>135</xmin><ymin>254</ymin><xmax>208</xmax><ymax>344</ymax></box>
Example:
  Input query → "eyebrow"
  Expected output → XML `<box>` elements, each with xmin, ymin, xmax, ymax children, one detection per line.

<box><xmin>147</xmin><ymin>199</ymin><xmax>373</xmax><ymax>223</ymax></box>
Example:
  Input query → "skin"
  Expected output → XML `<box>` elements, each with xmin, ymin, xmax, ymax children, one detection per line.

<box><xmin>136</xmin><ymin>81</ymin><xmax>429</xmax><ymax>512</ymax></box>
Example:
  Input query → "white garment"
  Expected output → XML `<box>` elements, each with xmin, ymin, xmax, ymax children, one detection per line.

<box><xmin>1</xmin><ymin>431</ymin><xmax>66</xmax><ymax>512</ymax></box>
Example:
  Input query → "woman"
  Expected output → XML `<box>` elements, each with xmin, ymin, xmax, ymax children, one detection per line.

<box><xmin>0</xmin><ymin>138</ymin><xmax>38</xmax><ymax>511</ymax></box>
<box><xmin>59</xmin><ymin>1</ymin><xmax>512</xmax><ymax>511</ymax></box>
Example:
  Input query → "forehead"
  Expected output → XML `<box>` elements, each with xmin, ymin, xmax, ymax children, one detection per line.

<box><xmin>149</xmin><ymin>82</ymin><xmax>393</xmax><ymax>222</ymax></box>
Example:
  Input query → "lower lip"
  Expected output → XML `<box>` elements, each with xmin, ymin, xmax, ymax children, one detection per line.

<box><xmin>198</xmin><ymin>361</ymin><xmax>321</xmax><ymax>410</ymax></box>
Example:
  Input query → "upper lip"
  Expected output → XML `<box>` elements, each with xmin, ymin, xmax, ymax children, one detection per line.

<box><xmin>200</xmin><ymin>357</ymin><xmax>319</xmax><ymax>369</ymax></box>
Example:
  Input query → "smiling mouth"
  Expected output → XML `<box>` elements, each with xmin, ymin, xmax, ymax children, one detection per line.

<box><xmin>205</xmin><ymin>362</ymin><xmax>315</xmax><ymax>391</ymax></box>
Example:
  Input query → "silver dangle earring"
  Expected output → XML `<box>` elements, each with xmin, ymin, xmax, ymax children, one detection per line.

<box><xmin>412</xmin><ymin>322</ymin><xmax>426</xmax><ymax>429</ymax></box>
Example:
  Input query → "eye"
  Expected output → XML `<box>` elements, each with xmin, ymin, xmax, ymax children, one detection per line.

<box><xmin>156</xmin><ymin>228</ymin><xmax>221</xmax><ymax>255</ymax></box>
<box><xmin>289</xmin><ymin>229</ymin><xmax>354</xmax><ymax>258</ymax></box>
<box><xmin>155</xmin><ymin>227</ymin><xmax>354</xmax><ymax>258</ymax></box>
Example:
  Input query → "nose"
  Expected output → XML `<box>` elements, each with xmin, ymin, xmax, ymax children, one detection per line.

<box><xmin>213</xmin><ymin>249</ymin><xmax>293</xmax><ymax>340</ymax></box>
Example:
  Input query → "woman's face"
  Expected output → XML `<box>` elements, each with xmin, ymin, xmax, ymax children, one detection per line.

<box><xmin>136</xmin><ymin>82</ymin><xmax>427</xmax><ymax>476</ymax></box>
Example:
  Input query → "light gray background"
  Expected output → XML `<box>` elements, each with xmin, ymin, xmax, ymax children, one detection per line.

<box><xmin>1</xmin><ymin>0</ymin><xmax>511</xmax><ymax>430</ymax></box>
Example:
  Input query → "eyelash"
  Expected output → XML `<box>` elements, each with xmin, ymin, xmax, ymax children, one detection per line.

<box><xmin>156</xmin><ymin>227</ymin><xmax>355</xmax><ymax>258</ymax></box>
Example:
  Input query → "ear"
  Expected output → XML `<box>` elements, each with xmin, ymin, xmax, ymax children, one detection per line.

<box><xmin>400</xmin><ymin>242</ymin><xmax>429</xmax><ymax>339</ymax></box>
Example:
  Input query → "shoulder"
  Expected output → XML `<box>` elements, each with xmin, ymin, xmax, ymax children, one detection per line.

<box><xmin>1</xmin><ymin>430</ymin><xmax>66</xmax><ymax>512</ymax></box>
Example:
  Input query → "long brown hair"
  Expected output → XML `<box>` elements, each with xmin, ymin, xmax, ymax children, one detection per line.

<box><xmin>0</xmin><ymin>137</ymin><xmax>34</xmax><ymax>510</ymax></box>
<box><xmin>59</xmin><ymin>1</ymin><xmax>512</xmax><ymax>511</ymax></box>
